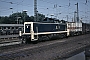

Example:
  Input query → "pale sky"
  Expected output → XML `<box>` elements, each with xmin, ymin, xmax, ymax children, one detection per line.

<box><xmin>0</xmin><ymin>0</ymin><xmax>90</xmax><ymax>23</ymax></box>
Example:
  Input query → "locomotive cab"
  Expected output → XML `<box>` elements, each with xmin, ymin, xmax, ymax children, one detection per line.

<box><xmin>21</xmin><ymin>22</ymin><xmax>38</xmax><ymax>43</ymax></box>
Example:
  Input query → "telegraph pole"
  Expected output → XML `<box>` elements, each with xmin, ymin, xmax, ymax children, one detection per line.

<box><xmin>34</xmin><ymin>0</ymin><xmax>37</xmax><ymax>22</ymax></box>
<box><xmin>74</xmin><ymin>11</ymin><xmax>77</xmax><ymax>22</ymax></box>
<box><xmin>77</xmin><ymin>2</ymin><xmax>79</xmax><ymax>22</ymax></box>
<box><xmin>75</xmin><ymin>2</ymin><xmax>79</xmax><ymax>22</ymax></box>
<box><xmin>66</xmin><ymin>15</ymin><xmax>68</xmax><ymax>22</ymax></box>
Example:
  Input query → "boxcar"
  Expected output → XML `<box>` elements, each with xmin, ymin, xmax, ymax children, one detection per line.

<box><xmin>67</xmin><ymin>22</ymin><xmax>90</xmax><ymax>36</ymax></box>
<box><xmin>82</xmin><ymin>23</ymin><xmax>90</xmax><ymax>34</ymax></box>
<box><xmin>67</xmin><ymin>22</ymin><xmax>82</xmax><ymax>36</ymax></box>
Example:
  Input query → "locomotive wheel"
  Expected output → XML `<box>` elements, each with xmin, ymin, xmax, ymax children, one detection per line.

<box><xmin>21</xmin><ymin>38</ymin><xmax>27</xmax><ymax>44</ymax></box>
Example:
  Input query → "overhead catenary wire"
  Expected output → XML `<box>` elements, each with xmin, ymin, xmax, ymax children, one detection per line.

<box><xmin>0</xmin><ymin>0</ymin><xmax>90</xmax><ymax>22</ymax></box>
<box><xmin>0</xmin><ymin>0</ymin><xmax>34</xmax><ymax>15</ymax></box>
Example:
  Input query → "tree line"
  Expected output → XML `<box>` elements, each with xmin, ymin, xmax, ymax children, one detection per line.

<box><xmin>0</xmin><ymin>12</ymin><xmax>45</xmax><ymax>24</ymax></box>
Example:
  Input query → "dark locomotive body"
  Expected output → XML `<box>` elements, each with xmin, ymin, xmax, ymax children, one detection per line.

<box><xmin>33</xmin><ymin>23</ymin><xmax>66</xmax><ymax>33</ymax></box>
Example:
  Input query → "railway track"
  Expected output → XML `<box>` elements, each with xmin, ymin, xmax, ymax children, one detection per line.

<box><xmin>0</xmin><ymin>35</ymin><xmax>21</xmax><ymax>47</ymax></box>
<box><xmin>0</xmin><ymin>40</ymin><xmax>21</xmax><ymax>47</ymax></box>
<box><xmin>0</xmin><ymin>34</ymin><xmax>90</xmax><ymax>60</ymax></box>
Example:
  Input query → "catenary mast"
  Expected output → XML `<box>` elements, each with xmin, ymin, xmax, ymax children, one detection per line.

<box><xmin>34</xmin><ymin>0</ymin><xmax>37</xmax><ymax>22</ymax></box>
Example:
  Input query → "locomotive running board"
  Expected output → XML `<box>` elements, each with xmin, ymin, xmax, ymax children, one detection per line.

<box><xmin>34</xmin><ymin>31</ymin><xmax>68</xmax><ymax>35</ymax></box>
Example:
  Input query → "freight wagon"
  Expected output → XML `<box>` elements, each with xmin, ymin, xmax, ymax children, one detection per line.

<box><xmin>82</xmin><ymin>23</ymin><xmax>90</xmax><ymax>34</ymax></box>
<box><xmin>67</xmin><ymin>22</ymin><xmax>90</xmax><ymax>36</ymax></box>
<box><xmin>67</xmin><ymin>22</ymin><xmax>82</xmax><ymax>36</ymax></box>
